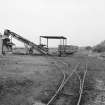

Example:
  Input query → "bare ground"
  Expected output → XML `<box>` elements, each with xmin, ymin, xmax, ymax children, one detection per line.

<box><xmin>0</xmin><ymin>54</ymin><xmax>105</xmax><ymax>105</ymax></box>
<box><xmin>0</xmin><ymin>54</ymin><xmax>63</xmax><ymax>105</ymax></box>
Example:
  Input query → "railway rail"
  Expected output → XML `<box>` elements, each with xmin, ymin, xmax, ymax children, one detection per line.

<box><xmin>47</xmin><ymin>57</ymin><xmax>88</xmax><ymax>105</ymax></box>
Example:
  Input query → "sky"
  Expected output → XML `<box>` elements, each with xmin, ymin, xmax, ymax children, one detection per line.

<box><xmin>0</xmin><ymin>0</ymin><xmax>105</xmax><ymax>47</ymax></box>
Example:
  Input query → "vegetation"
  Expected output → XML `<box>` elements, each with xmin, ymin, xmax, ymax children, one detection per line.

<box><xmin>93</xmin><ymin>45</ymin><xmax>105</xmax><ymax>52</ymax></box>
<box><xmin>0</xmin><ymin>54</ymin><xmax>105</xmax><ymax>105</ymax></box>
<box><xmin>93</xmin><ymin>40</ymin><xmax>105</xmax><ymax>52</ymax></box>
<box><xmin>85</xmin><ymin>46</ymin><xmax>92</xmax><ymax>50</ymax></box>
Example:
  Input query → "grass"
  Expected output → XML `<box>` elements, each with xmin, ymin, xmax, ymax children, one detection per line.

<box><xmin>0</xmin><ymin>54</ymin><xmax>105</xmax><ymax>105</ymax></box>
<box><xmin>50</xmin><ymin>55</ymin><xmax>105</xmax><ymax>105</ymax></box>
<box><xmin>0</xmin><ymin>55</ymin><xmax>63</xmax><ymax>105</ymax></box>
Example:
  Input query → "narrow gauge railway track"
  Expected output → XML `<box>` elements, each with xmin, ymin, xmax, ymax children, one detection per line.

<box><xmin>47</xmin><ymin>58</ymin><xmax>88</xmax><ymax>105</ymax></box>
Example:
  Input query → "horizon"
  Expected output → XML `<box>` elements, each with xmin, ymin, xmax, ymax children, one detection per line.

<box><xmin>0</xmin><ymin>0</ymin><xmax>105</xmax><ymax>47</ymax></box>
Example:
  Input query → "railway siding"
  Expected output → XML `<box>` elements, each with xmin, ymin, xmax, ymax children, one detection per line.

<box><xmin>47</xmin><ymin>57</ymin><xmax>88</xmax><ymax>105</ymax></box>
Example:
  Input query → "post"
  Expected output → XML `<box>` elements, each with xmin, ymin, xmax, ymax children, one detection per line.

<box><xmin>47</xmin><ymin>38</ymin><xmax>48</xmax><ymax>53</ymax></box>
<box><xmin>39</xmin><ymin>36</ymin><xmax>41</xmax><ymax>45</ymax></box>
<box><xmin>58</xmin><ymin>39</ymin><xmax>62</xmax><ymax>57</ymax></box>
<box><xmin>24</xmin><ymin>43</ymin><xmax>28</xmax><ymax>54</ymax></box>
<box><xmin>0</xmin><ymin>35</ymin><xmax>2</xmax><ymax>55</ymax></box>
<box><xmin>60</xmin><ymin>39</ymin><xmax>62</xmax><ymax>45</ymax></box>
<box><xmin>65</xmin><ymin>39</ymin><xmax>67</xmax><ymax>52</ymax></box>
<box><xmin>63</xmin><ymin>39</ymin><xmax>64</xmax><ymax>52</ymax></box>
<box><xmin>65</xmin><ymin>39</ymin><xmax>67</xmax><ymax>46</ymax></box>
<box><xmin>47</xmin><ymin>38</ymin><xmax>48</xmax><ymax>48</ymax></box>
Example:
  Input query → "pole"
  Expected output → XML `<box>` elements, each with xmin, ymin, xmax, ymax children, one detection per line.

<box><xmin>63</xmin><ymin>39</ymin><xmax>64</xmax><ymax>52</ymax></box>
<box><xmin>0</xmin><ymin>35</ymin><xmax>2</xmax><ymax>55</ymax></box>
<box><xmin>47</xmin><ymin>38</ymin><xmax>48</xmax><ymax>53</ymax></box>
<box><xmin>40</xmin><ymin>36</ymin><xmax>41</xmax><ymax>45</ymax></box>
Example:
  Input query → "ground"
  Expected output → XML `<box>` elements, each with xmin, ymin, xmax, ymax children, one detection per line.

<box><xmin>0</xmin><ymin>53</ymin><xmax>105</xmax><ymax>105</ymax></box>
<box><xmin>0</xmin><ymin>54</ymin><xmax>63</xmax><ymax>105</ymax></box>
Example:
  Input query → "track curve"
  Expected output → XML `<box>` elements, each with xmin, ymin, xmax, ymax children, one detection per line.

<box><xmin>46</xmin><ymin>57</ymin><xmax>88</xmax><ymax>105</ymax></box>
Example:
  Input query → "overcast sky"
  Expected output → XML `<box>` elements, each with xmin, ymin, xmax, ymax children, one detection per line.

<box><xmin>0</xmin><ymin>0</ymin><xmax>105</xmax><ymax>47</ymax></box>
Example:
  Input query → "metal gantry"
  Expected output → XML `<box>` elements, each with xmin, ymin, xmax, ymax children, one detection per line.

<box><xmin>40</xmin><ymin>36</ymin><xmax>67</xmax><ymax>55</ymax></box>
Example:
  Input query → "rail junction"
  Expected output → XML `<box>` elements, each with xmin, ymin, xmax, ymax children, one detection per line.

<box><xmin>46</xmin><ymin>58</ymin><xmax>88</xmax><ymax>105</ymax></box>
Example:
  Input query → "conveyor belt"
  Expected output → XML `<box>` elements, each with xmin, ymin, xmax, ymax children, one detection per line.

<box><xmin>6</xmin><ymin>30</ymin><xmax>48</xmax><ymax>54</ymax></box>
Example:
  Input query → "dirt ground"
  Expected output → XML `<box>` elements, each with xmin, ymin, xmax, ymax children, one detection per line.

<box><xmin>0</xmin><ymin>54</ymin><xmax>105</xmax><ymax>105</ymax></box>
<box><xmin>0</xmin><ymin>54</ymin><xmax>63</xmax><ymax>105</ymax></box>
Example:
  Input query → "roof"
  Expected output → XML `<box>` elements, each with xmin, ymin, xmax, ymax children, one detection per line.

<box><xmin>40</xmin><ymin>36</ymin><xmax>67</xmax><ymax>39</ymax></box>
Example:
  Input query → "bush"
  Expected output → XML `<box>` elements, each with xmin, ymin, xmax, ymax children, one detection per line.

<box><xmin>93</xmin><ymin>45</ymin><xmax>105</xmax><ymax>52</ymax></box>
<box><xmin>85</xmin><ymin>46</ymin><xmax>92</xmax><ymax>50</ymax></box>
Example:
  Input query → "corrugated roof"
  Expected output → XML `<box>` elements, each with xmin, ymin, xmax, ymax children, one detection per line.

<box><xmin>40</xmin><ymin>36</ymin><xmax>67</xmax><ymax>39</ymax></box>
